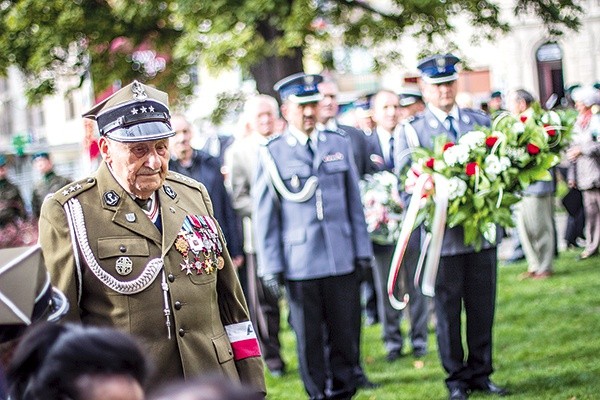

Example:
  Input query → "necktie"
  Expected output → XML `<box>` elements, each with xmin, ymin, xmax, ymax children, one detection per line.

<box><xmin>135</xmin><ymin>197</ymin><xmax>152</xmax><ymax>212</ymax></box>
<box><xmin>387</xmin><ymin>136</ymin><xmax>395</xmax><ymax>170</ymax></box>
<box><xmin>446</xmin><ymin>115</ymin><xmax>458</xmax><ymax>140</ymax></box>
<box><xmin>306</xmin><ymin>137</ymin><xmax>315</xmax><ymax>159</ymax></box>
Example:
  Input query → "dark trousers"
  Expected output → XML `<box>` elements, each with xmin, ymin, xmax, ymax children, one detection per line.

<box><xmin>286</xmin><ymin>271</ymin><xmax>360</xmax><ymax>400</ymax></box>
<box><xmin>245</xmin><ymin>253</ymin><xmax>284</xmax><ymax>372</ymax></box>
<box><xmin>435</xmin><ymin>248</ymin><xmax>497</xmax><ymax>391</ymax></box>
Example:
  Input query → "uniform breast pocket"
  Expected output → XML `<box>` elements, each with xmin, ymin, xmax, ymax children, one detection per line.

<box><xmin>280</xmin><ymin>164</ymin><xmax>312</xmax><ymax>192</ymax></box>
<box><xmin>96</xmin><ymin>237</ymin><xmax>153</xmax><ymax>294</ymax></box>
<box><xmin>322</xmin><ymin>160</ymin><xmax>349</xmax><ymax>174</ymax></box>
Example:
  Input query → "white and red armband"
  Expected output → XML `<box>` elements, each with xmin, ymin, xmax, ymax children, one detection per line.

<box><xmin>224</xmin><ymin>321</ymin><xmax>261</xmax><ymax>361</ymax></box>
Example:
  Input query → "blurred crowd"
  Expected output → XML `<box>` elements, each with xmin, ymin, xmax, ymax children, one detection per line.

<box><xmin>1</xmin><ymin>56</ymin><xmax>599</xmax><ymax>400</ymax></box>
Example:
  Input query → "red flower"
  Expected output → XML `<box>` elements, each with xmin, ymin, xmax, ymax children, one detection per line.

<box><xmin>485</xmin><ymin>136</ymin><xmax>498</xmax><ymax>147</ymax></box>
<box><xmin>443</xmin><ymin>142</ymin><xmax>455</xmax><ymax>151</ymax></box>
<box><xmin>520</xmin><ymin>115</ymin><xmax>528</xmax><ymax>123</ymax></box>
<box><xmin>527</xmin><ymin>143</ymin><xmax>540</xmax><ymax>155</ymax></box>
<box><xmin>425</xmin><ymin>157</ymin><xmax>435</xmax><ymax>169</ymax></box>
<box><xmin>544</xmin><ymin>124</ymin><xmax>557</xmax><ymax>137</ymax></box>
<box><xmin>465</xmin><ymin>162</ymin><xmax>478</xmax><ymax>176</ymax></box>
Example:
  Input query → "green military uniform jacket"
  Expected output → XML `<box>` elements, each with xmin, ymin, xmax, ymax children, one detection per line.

<box><xmin>31</xmin><ymin>171</ymin><xmax>71</xmax><ymax>219</ymax></box>
<box><xmin>0</xmin><ymin>178</ymin><xmax>25</xmax><ymax>226</ymax></box>
<box><xmin>39</xmin><ymin>162</ymin><xmax>265</xmax><ymax>393</ymax></box>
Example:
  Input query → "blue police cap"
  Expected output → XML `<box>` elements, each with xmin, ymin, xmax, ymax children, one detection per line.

<box><xmin>490</xmin><ymin>90</ymin><xmax>502</xmax><ymax>99</ymax></box>
<box><xmin>273</xmin><ymin>73</ymin><xmax>324</xmax><ymax>104</ymax></box>
<box><xmin>82</xmin><ymin>80</ymin><xmax>174</xmax><ymax>143</ymax></box>
<box><xmin>31</xmin><ymin>152</ymin><xmax>50</xmax><ymax>161</ymax></box>
<box><xmin>417</xmin><ymin>54</ymin><xmax>460</xmax><ymax>84</ymax></box>
<box><xmin>397</xmin><ymin>86</ymin><xmax>423</xmax><ymax>107</ymax></box>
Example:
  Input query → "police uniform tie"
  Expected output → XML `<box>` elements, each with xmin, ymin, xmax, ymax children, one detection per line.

<box><xmin>446</xmin><ymin>115</ymin><xmax>458</xmax><ymax>140</ymax></box>
<box><xmin>387</xmin><ymin>136</ymin><xmax>395</xmax><ymax>170</ymax></box>
<box><xmin>306</xmin><ymin>137</ymin><xmax>315</xmax><ymax>159</ymax></box>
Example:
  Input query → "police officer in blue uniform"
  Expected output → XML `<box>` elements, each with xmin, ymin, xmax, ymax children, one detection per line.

<box><xmin>397</xmin><ymin>55</ymin><xmax>508</xmax><ymax>400</ymax></box>
<box><xmin>254</xmin><ymin>73</ymin><xmax>373</xmax><ymax>400</ymax></box>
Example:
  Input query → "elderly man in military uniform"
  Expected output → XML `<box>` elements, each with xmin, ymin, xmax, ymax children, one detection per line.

<box><xmin>397</xmin><ymin>54</ymin><xmax>507</xmax><ymax>400</ymax></box>
<box><xmin>38</xmin><ymin>81</ymin><xmax>265</xmax><ymax>394</ymax></box>
<box><xmin>254</xmin><ymin>73</ymin><xmax>373</xmax><ymax>400</ymax></box>
<box><xmin>30</xmin><ymin>152</ymin><xmax>71</xmax><ymax>219</ymax></box>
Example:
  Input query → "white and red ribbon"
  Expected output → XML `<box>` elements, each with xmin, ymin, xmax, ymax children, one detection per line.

<box><xmin>387</xmin><ymin>172</ymin><xmax>450</xmax><ymax>309</ymax></box>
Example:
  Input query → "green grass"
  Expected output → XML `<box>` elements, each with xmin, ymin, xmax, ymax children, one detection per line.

<box><xmin>263</xmin><ymin>248</ymin><xmax>600</xmax><ymax>399</ymax></box>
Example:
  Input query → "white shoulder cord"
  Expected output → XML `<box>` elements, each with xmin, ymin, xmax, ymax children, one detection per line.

<box><xmin>258</xmin><ymin>146</ymin><xmax>319</xmax><ymax>203</ymax></box>
<box><xmin>65</xmin><ymin>198</ymin><xmax>163</xmax><ymax>295</ymax></box>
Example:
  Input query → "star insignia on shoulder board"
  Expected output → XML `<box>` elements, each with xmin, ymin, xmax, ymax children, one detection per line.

<box><xmin>140</xmin><ymin>106</ymin><xmax>147</xmax><ymax>113</ymax></box>
<box><xmin>131</xmin><ymin>108</ymin><xmax>139</xmax><ymax>115</ymax></box>
<box><xmin>62</xmin><ymin>189</ymin><xmax>70</xmax><ymax>196</ymax></box>
<box><xmin>148</xmin><ymin>106</ymin><xmax>155</xmax><ymax>112</ymax></box>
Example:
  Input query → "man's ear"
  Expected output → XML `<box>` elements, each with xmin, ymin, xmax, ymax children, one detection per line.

<box><xmin>98</xmin><ymin>137</ymin><xmax>110</xmax><ymax>161</ymax></box>
<box><xmin>280</xmin><ymin>103</ymin><xmax>288</xmax><ymax>120</ymax></box>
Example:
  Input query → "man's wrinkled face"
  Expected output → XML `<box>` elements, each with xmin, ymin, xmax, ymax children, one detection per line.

<box><xmin>372</xmin><ymin>92</ymin><xmax>400</xmax><ymax>132</ymax></box>
<box><xmin>317</xmin><ymin>81</ymin><xmax>339</xmax><ymax>123</ymax></box>
<box><xmin>169</xmin><ymin>116</ymin><xmax>193</xmax><ymax>161</ymax></box>
<box><xmin>100</xmin><ymin>137</ymin><xmax>169</xmax><ymax>199</ymax></box>
<box><xmin>422</xmin><ymin>81</ymin><xmax>457</xmax><ymax>113</ymax></box>
<box><xmin>283</xmin><ymin>101</ymin><xmax>318</xmax><ymax>135</ymax></box>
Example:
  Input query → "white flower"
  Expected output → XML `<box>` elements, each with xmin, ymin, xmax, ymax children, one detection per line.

<box><xmin>458</xmin><ymin>130</ymin><xmax>486</xmax><ymax>150</ymax></box>
<box><xmin>513</xmin><ymin>122</ymin><xmax>525</xmax><ymax>134</ymax></box>
<box><xmin>447</xmin><ymin>177</ymin><xmax>467</xmax><ymax>200</ymax></box>
<box><xmin>484</xmin><ymin>155</ymin><xmax>511</xmax><ymax>178</ymax></box>
<box><xmin>541</xmin><ymin>111</ymin><xmax>561</xmax><ymax>126</ymax></box>
<box><xmin>443</xmin><ymin>144</ymin><xmax>470</xmax><ymax>166</ymax></box>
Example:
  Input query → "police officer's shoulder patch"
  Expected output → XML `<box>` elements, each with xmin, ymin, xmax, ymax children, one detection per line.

<box><xmin>53</xmin><ymin>177</ymin><xmax>97</xmax><ymax>205</ymax></box>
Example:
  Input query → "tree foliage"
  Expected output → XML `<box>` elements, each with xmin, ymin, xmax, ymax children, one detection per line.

<box><xmin>0</xmin><ymin>0</ymin><xmax>583</xmax><ymax>104</ymax></box>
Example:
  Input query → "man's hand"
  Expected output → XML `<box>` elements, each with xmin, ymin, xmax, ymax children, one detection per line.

<box><xmin>261</xmin><ymin>273</ymin><xmax>283</xmax><ymax>301</ymax></box>
<box><xmin>567</xmin><ymin>146</ymin><xmax>582</xmax><ymax>162</ymax></box>
<box><xmin>354</xmin><ymin>257</ymin><xmax>373</xmax><ymax>281</ymax></box>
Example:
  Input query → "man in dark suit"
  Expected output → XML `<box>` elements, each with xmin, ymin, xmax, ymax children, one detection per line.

<box><xmin>397</xmin><ymin>54</ymin><xmax>508</xmax><ymax>400</ymax></box>
<box><xmin>169</xmin><ymin>115</ymin><xmax>244</xmax><ymax>270</ymax></box>
<box><xmin>366</xmin><ymin>89</ymin><xmax>429</xmax><ymax>363</ymax></box>
<box><xmin>254</xmin><ymin>72</ymin><xmax>373</xmax><ymax>400</ymax></box>
<box><xmin>316</xmin><ymin>78</ymin><xmax>378</xmax><ymax>389</ymax></box>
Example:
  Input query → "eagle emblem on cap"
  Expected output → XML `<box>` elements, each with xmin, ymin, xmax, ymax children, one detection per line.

<box><xmin>436</xmin><ymin>56</ymin><xmax>446</xmax><ymax>72</ymax></box>
<box><xmin>131</xmin><ymin>81</ymin><xmax>148</xmax><ymax>101</ymax></box>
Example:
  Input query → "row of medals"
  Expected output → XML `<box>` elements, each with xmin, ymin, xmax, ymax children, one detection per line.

<box><xmin>175</xmin><ymin>215</ymin><xmax>225</xmax><ymax>275</ymax></box>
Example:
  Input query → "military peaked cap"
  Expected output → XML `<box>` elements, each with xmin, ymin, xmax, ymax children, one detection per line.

<box><xmin>274</xmin><ymin>73</ymin><xmax>324</xmax><ymax>104</ymax></box>
<box><xmin>83</xmin><ymin>80</ymin><xmax>175</xmax><ymax>142</ymax></box>
<box><xmin>417</xmin><ymin>54</ymin><xmax>460</xmax><ymax>84</ymax></box>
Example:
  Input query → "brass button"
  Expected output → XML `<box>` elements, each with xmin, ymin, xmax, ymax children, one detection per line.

<box><xmin>168</xmin><ymin>274</ymin><xmax>175</xmax><ymax>283</ymax></box>
<box><xmin>119</xmin><ymin>245</ymin><xmax>126</xmax><ymax>253</ymax></box>
<box><xmin>178</xmin><ymin>328</ymin><xmax>185</xmax><ymax>337</ymax></box>
<box><xmin>87</xmin><ymin>178</ymin><xmax>94</xmax><ymax>183</ymax></box>
<box><xmin>174</xmin><ymin>301</ymin><xmax>182</xmax><ymax>310</ymax></box>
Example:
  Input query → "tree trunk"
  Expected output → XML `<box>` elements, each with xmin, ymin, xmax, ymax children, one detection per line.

<box><xmin>249</xmin><ymin>20</ymin><xmax>304</xmax><ymax>103</ymax></box>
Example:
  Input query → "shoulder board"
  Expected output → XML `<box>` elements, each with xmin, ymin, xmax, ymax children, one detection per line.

<box><xmin>263</xmin><ymin>133</ymin><xmax>282</xmax><ymax>146</ymax></box>
<box><xmin>325</xmin><ymin>129</ymin><xmax>346</xmax><ymax>138</ymax></box>
<box><xmin>463</xmin><ymin>107</ymin><xmax>488</xmax><ymax>117</ymax></box>
<box><xmin>166</xmin><ymin>171</ymin><xmax>203</xmax><ymax>190</ymax></box>
<box><xmin>53</xmin><ymin>177</ymin><xmax>97</xmax><ymax>205</ymax></box>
